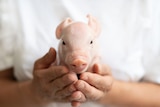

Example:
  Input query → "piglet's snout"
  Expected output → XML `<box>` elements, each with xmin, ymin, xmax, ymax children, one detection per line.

<box><xmin>71</xmin><ymin>59</ymin><xmax>87</xmax><ymax>68</ymax></box>
<box><xmin>70</xmin><ymin>59</ymin><xmax>87</xmax><ymax>73</ymax></box>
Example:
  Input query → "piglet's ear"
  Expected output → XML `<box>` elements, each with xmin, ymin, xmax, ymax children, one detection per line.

<box><xmin>56</xmin><ymin>18</ymin><xmax>73</xmax><ymax>39</ymax></box>
<box><xmin>87</xmin><ymin>14</ymin><xmax>101</xmax><ymax>37</ymax></box>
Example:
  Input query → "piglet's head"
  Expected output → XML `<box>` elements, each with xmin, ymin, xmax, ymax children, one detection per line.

<box><xmin>56</xmin><ymin>15</ymin><xmax>101</xmax><ymax>74</ymax></box>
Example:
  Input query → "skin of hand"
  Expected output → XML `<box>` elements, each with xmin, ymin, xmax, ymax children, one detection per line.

<box><xmin>71</xmin><ymin>63</ymin><xmax>113</xmax><ymax>107</ymax></box>
<box><xmin>30</xmin><ymin>47</ymin><xmax>86</xmax><ymax>104</ymax></box>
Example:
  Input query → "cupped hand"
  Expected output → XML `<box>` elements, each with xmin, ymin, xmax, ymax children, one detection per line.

<box><xmin>30</xmin><ymin>48</ymin><xmax>85</xmax><ymax>105</ymax></box>
<box><xmin>74</xmin><ymin>63</ymin><xmax>113</xmax><ymax>103</ymax></box>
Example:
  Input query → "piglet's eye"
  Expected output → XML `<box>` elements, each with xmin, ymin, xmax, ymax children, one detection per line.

<box><xmin>90</xmin><ymin>41</ymin><xmax>93</xmax><ymax>44</ymax></box>
<box><xmin>62</xmin><ymin>41</ymin><xmax>66</xmax><ymax>45</ymax></box>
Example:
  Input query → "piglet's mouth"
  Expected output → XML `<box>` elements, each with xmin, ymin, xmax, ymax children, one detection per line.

<box><xmin>71</xmin><ymin>66</ymin><xmax>87</xmax><ymax>74</ymax></box>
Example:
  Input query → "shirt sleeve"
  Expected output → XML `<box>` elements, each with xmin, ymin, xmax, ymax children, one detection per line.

<box><xmin>0</xmin><ymin>0</ymin><xmax>17</xmax><ymax>70</ymax></box>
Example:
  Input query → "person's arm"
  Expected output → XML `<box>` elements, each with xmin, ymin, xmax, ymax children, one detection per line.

<box><xmin>75</xmin><ymin>64</ymin><xmax>160</xmax><ymax>107</ymax></box>
<box><xmin>0</xmin><ymin>68</ymin><xmax>41</xmax><ymax>107</ymax></box>
<box><xmin>100</xmin><ymin>80</ymin><xmax>160</xmax><ymax>107</ymax></box>
<box><xmin>0</xmin><ymin>48</ymin><xmax>86</xmax><ymax>107</ymax></box>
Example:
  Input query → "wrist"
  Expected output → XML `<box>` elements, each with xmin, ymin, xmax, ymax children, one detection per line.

<box><xmin>98</xmin><ymin>80</ymin><xmax>122</xmax><ymax>105</ymax></box>
<box><xmin>17</xmin><ymin>80</ymin><xmax>48</xmax><ymax>107</ymax></box>
<box><xmin>98</xmin><ymin>80</ymin><xmax>133</xmax><ymax>106</ymax></box>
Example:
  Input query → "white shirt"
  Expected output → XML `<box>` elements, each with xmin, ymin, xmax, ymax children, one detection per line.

<box><xmin>0</xmin><ymin>0</ymin><xmax>160</xmax><ymax>107</ymax></box>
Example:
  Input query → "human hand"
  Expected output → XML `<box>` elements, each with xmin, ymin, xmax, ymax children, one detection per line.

<box><xmin>73</xmin><ymin>64</ymin><xmax>113</xmax><ymax>105</ymax></box>
<box><xmin>30</xmin><ymin>48</ymin><xmax>85</xmax><ymax>105</ymax></box>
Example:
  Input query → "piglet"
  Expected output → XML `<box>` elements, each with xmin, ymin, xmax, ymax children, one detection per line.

<box><xmin>55</xmin><ymin>14</ymin><xmax>101</xmax><ymax>74</ymax></box>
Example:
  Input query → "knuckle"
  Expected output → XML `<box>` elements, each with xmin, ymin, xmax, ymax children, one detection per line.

<box><xmin>64</xmin><ymin>73</ymin><xmax>77</xmax><ymax>82</ymax></box>
<box><xmin>79</xmin><ymin>80</ymin><xmax>89</xmax><ymax>92</ymax></box>
<box><xmin>49</xmin><ymin>66</ymin><xmax>56</xmax><ymax>72</ymax></box>
<box><xmin>68</xmin><ymin>85</ymin><xmax>76</xmax><ymax>93</ymax></box>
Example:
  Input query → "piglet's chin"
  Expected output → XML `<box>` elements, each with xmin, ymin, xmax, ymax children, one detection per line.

<box><xmin>70</xmin><ymin>66</ymin><xmax>88</xmax><ymax>74</ymax></box>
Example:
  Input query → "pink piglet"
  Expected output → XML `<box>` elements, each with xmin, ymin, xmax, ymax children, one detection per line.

<box><xmin>55</xmin><ymin>14</ymin><xmax>101</xmax><ymax>74</ymax></box>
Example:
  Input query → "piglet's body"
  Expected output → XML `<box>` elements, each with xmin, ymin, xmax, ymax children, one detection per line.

<box><xmin>56</xmin><ymin>15</ymin><xmax>101</xmax><ymax>74</ymax></box>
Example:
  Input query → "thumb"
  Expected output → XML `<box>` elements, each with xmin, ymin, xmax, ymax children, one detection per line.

<box><xmin>92</xmin><ymin>63</ymin><xmax>111</xmax><ymax>75</ymax></box>
<box><xmin>92</xmin><ymin>63</ymin><xmax>100</xmax><ymax>73</ymax></box>
<box><xmin>34</xmin><ymin>47</ymin><xmax>56</xmax><ymax>70</ymax></box>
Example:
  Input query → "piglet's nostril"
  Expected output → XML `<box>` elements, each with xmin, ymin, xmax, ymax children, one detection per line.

<box><xmin>71</xmin><ymin>59</ymin><xmax>87</xmax><ymax>69</ymax></box>
<box><xmin>82</xmin><ymin>63</ymin><xmax>87</xmax><ymax>67</ymax></box>
<box><xmin>72</xmin><ymin>63</ymin><xmax>87</xmax><ymax>68</ymax></box>
<box><xmin>72</xmin><ymin>64</ymin><xmax>77</xmax><ymax>68</ymax></box>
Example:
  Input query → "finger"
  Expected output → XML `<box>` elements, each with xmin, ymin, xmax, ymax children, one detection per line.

<box><xmin>44</xmin><ymin>66</ymin><xmax>69</xmax><ymax>82</ymax></box>
<box><xmin>55</xmin><ymin>84</ymin><xmax>76</xmax><ymax>98</ymax></box>
<box><xmin>80</xmin><ymin>72</ymin><xmax>113</xmax><ymax>91</ymax></box>
<box><xmin>92</xmin><ymin>63</ymin><xmax>111</xmax><ymax>75</ymax></box>
<box><xmin>52</xmin><ymin>72</ymin><xmax>78</xmax><ymax>92</ymax></box>
<box><xmin>69</xmin><ymin>91</ymin><xmax>86</xmax><ymax>102</ymax></box>
<box><xmin>75</xmin><ymin>80</ymin><xmax>103</xmax><ymax>101</ymax></box>
<box><xmin>34</xmin><ymin>47</ymin><xmax>56</xmax><ymax>70</ymax></box>
<box><xmin>61</xmin><ymin>91</ymin><xmax>86</xmax><ymax>103</ymax></box>
<box><xmin>34</xmin><ymin>66</ymin><xmax>69</xmax><ymax>82</ymax></box>
<box><xmin>71</xmin><ymin>101</ymin><xmax>81</xmax><ymax>107</ymax></box>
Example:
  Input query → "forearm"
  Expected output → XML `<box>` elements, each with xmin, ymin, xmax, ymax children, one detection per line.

<box><xmin>100</xmin><ymin>80</ymin><xmax>160</xmax><ymax>107</ymax></box>
<box><xmin>0</xmin><ymin>69</ymin><xmax>46</xmax><ymax>107</ymax></box>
